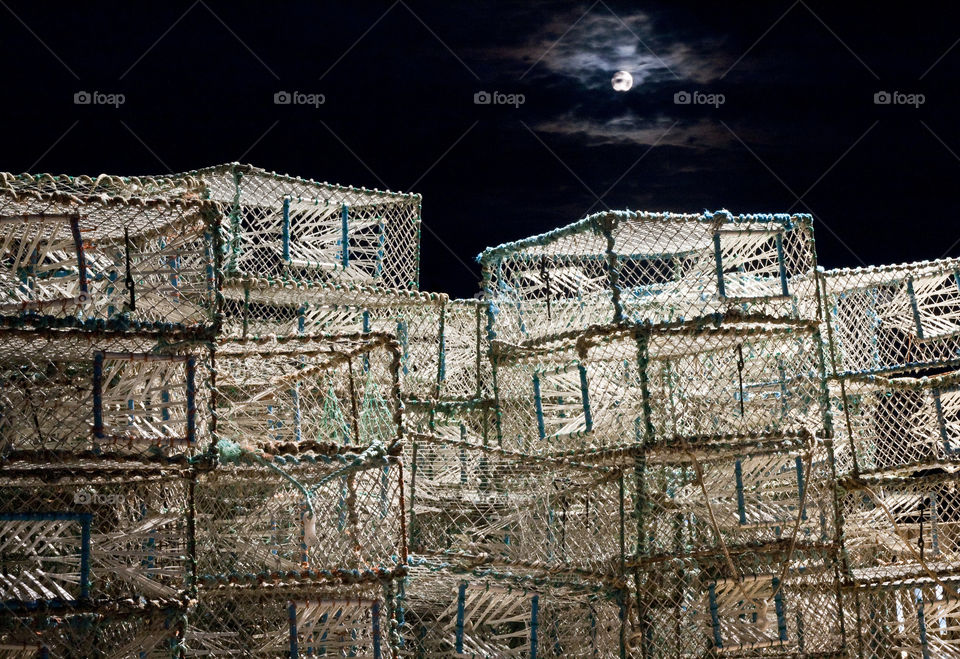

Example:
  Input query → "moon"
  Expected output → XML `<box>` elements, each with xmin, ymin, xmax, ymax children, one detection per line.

<box><xmin>611</xmin><ymin>71</ymin><xmax>633</xmax><ymax>92</ymax></box>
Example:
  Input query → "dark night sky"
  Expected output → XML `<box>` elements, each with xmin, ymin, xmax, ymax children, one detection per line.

<box><xmin>1</xmin><ymin>1</ymin><xmax>959</xmax><ymax>297</ymax></box>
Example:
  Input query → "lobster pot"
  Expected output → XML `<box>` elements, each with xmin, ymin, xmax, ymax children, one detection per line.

<box><xmin>188</xmin><ymin>579</ymin><xmax>398</xmax><ymax>658</ymax></box>
<box><xmin>0</xmin><ymin>328</ymin><xmax>209</xmax><ymax>460</ymax></box>
<box><xmin>194</xmin><ymin>453</ymin><xmax>406</xmax><ymax>579</ymax></box>
<box><xmin>403</xmin><ymin>559</ymin><xmax>624</xmax><ymax>658</ymax></box>
<box><xmin>438</xmin><ymin>298</ymin><xmax>494</xmax><ymax>400</ymax></box>
<box><xmin>0</xmin><ymin>187</ymin><xmax>216</xmax><ymax>329</ymax></box>
<box><xmin>407</xmin><ymin>434</ymin><xmax>624</xmax><ymax>575</ymax></box>
<box><xmin>633</xmin><ymin>436</ymin><xmax>838</xmax><ymax>561</ymax></box>
<box><xmin>631</xmin><ymin>546</ymin><xmax>846</xmax><ymax>657</ymax></box>
<box><xmin>187</xmin><ymin>163</ymin><xmax>421</xmax><ymax>290</ymax></box>
<box><xmin>220</xmin><ymin>277</ymin><xmax>444</xmax><ymax>399</ymax></box>
<box><xmin>214</xmin><ymin>333</ymin><xmax>401</xmax><ymax>452</ymax></box>
<box><xmin>0</xmin><ymin>465</ymin><xmax>190</xmax><ymax>605</ymax></box>
<box><xmin>492</xmin><ymin>322</ymin><xmax>826</xmax><ymax>457</ymax></box>
<box><xmin>834</xmin><ymin>371</ymin><xmax>960</xmax><ymax>477</ymax></box>
<box><xmin>823</xmin><ymin>257</ymin><xmax>960</xmax><ymax>376</ymax></box>
<box><xmin>479</xmin><ymin>210</ymin><xmax>817</xmax><ymax>345</ymax></box>
<box><xmin>0</xmin><ymin>603</ymin><xmax>186</xmax><ymax>659</ymax></box>
<box><xmin>845</xmin><ymin>576</ymin><xmax>960</xmax><ymax>659</ymax></box>
<box><xmin>840</xmin><ymin>472</ymin><xmax>960</xmax><ymax>574</ymax></box>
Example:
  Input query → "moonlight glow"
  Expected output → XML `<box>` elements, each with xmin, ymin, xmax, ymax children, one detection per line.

<box><xmin>611</xmin><ymin>70</ymin><xmax>633</xmax><ymax>91</ymax></box>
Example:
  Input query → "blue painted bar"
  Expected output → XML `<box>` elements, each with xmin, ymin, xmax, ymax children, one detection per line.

<box><xmin>282</xmin><ymin>198</ymin><xmax>291</xmax><ymax>261</ymax></box>
<box><xmin>916</xmin><ymin>588</ymin><xmax>931</xmax><ymax>659</ymax></box>
<box><xmin>735</xmin><ymin>459</ymin><xmax>746</xmax><ymax>524</ymax></box>
<box><xmin>341</xmin><ymin>204</ymin><xmax>350</xmax><ymax>268</ymax></box>
<box><xmin>907</xmin><ymin>277</ymin><xmax>925</xmax><ymax>339</ymax></box>
<box><xmin>530</xmin><ymin>594</ymin><xmax>539</xmax><ymax>659</ymax></box>
<box><xmin>298</xmin><ymin>304</ymin><xmax>306</xmax><ymax>335</ymax></box>
<box><xmin>161</xmin><ymin>389</ymin><xmax>170</xmax><ymax>422</ymax></box>
<box><xmin>954</xmin><ymin>269</ymin><xmax>960</xmax><ymax>295</ymax></box>
<box><xmin>713</xmin><ymin>233</ymin><xmax>726</xmax><ymax>297</ymax></box>
<box><xmin>371</xmin><ymin>600</ymin><xmax>382</xmax><ymax>659</ymax></box>
<box><xmin>374</xmin><ymin>221</ymin><xmax>386</xmax><ymax>278</ymax></box>
<box><xmin>772</xmin><ymin>577</ymin><xmax>787</xmax><ymax>642</ymax></box>
<box><xmin>186</xmin><ymin>356</ymin><xmax>197</xmax><ymax>445</ymax></box>
<box><xmin>69</xmin><ymin>215</ymin><xmax>88</xmax><ymax>294</ymax></box>
<box><xmin>455</xmin><ymin>582</ymin><xmax>467</xmax><ymax>654</ymax></box>
<box><xmin>775</xmin><ymin>233</ymin><xmax>789</xmax><ymax>296</ymax></box>
<box><xmin>578</xmin><ymin>364</ymin><xmax>593</xmax><ymax>432</ymax></box>
<box><xmin>533</xmin><ymin>374</ymin><xmax>546</xmax><ymax>440</ymax></box>
<box><xmin>932</xmin><ymin>389</ymin><xmax>956</xmax><ymax>454</ymax></box>
<box><xmin>795</xmin><ymin>456</ymin><xmax>807</xmax><ymax>521</ymax></box>
<box><xmin>92</xmin><ymin>352</ymin><xmax>104</xmax><ymax>439</ymax></box>
<box><xmin>79</xmin><ymin>514</ymin><xmax>92</xmax><ymax>599</ymax></box>
<box><xmin>288</xmin><ymin>601</ymin><xmax>298</xmax><ymax>658</ymax></box>
<box><xmin>708</xmin><ymin>582</ymin><xmax>723</xmax><ymax>649</ymax></box>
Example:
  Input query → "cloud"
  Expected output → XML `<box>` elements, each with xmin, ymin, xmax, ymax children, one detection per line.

<box><xmin>535</xmin><ymin>113</ymin><xmax>735</xmax><ymax>150</ymax></box>
<box><xmin>494</xmin><ymin>6</ymin><xmax>729</xmax><ymax>89</ymax></box>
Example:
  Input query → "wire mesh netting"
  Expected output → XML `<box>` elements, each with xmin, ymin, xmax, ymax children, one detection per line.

<box><xmin>402</xmin><ymin>559</ymin><xmax>625</xmax><ymax>658</ymax></box>
<box><xmin>187</xmin><ymin>580</ymin><xmax>397</xmax><ymax>658</ymax></box>
<box><xmin>219</xmin><ymin>277</ymin><xmax>444</xmax><ymax>400</ymax></box>
<box><xmin>631</xmin><ymin>546</ymin><xmax>846</xmax><ymax>657</ymax></box>
<box><xmin>181</xmin><ymin>163</ymin><xmax>421</xmax><ymax>291</ymax></box>
<box><xmin>479</xmin><ymin>210</ymin><xmax>818</xmax><ymax>345</ymax></box>
<box><xmin>195</xmin><ymin>451</ymin><xmax>406</xmax><ymax>578</ymax></box>
<box><xmin>407</xmin><ymin>434</ymin><xmax>625</xmax><ymax>576</ymax></box>
<box><xmin>490</xmin><ymin>321</ymin><xmax>827</xmax><ymax>457</ymax></box>
<box><xmin>213</xmin><ymin>333</ymin><xmax>402</xmax><ymax>454</ymax></box>
<box><xmin>0</xmin><ymin>604</ymin><xmax>187</xmax><ymax>658</ymax></box>
<box><xmin>0</xmin><ymin>186</ymin><xmax>217</xmax><ymax>329</ymax></box>
<box><xmin>0</xmin><ymin>464</ymin><xmax>191</xmax><ymax>605</ymax></box>
<box><xmin>0</xmin><ymin>328</ymin><xmax>210</xmax><ymax>460</ymax></box>
<box><xmin>822</xmin><ymin>257</ymin><xmax>960</xmax><ymax>377</ymax></box>
<box><xmin>843</xmin><ymin>577</ymin><xmax>960</xmax><ymax>658</ymax></box>
<box><xmin>832</xmin><ymin>370</ymin><xmax>960</xmax><ymax>477</ymax></box>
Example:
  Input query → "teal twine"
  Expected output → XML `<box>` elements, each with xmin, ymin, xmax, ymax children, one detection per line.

<box><xmin>216</xmin><ymin>439</ymin><xmax>317</xmax><ymax>519</ymax></box>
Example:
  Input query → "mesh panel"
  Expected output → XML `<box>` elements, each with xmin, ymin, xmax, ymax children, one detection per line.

<box><xmin>407</xmin><ymin>435</ymin><xmax>623</xmax><ymax>575</ymax></box>
<box><xmin>480</xmin><ymin>210</ymin><xmax>817</xmax><ymax>345</ymax></box>
<box><xmin>184</xmin><ymin>163</ymin><xmax>421</xmax><ymax>290</ymax></box>
<box><xmin>0</xmin><ymin>188</ymin><xmax>217</xmax><ymax>329</ymax></box>
<box><xmin>213</xmin><ymin>333</ymin><xmax>401</xmax><ymax>452</ymax></box>
<box><xmin>0</xmin><ymin>465</ymin><xmax>190</xmax><ymax>605</ymax></box>
<box><xmin>841</xmin><ymin>473</ymin><xmax>960</xmax><ymax>575</ymax></box>
<box><xmin>631</xmin><ymin>547</ymin><xmax>846</xmax><ymax>657</ymax></box>
<box><xmin>0</xmin><ymin>605</ymin><xmax>185</xmax><ymax>658</ymax></box>
<box><xmin>823</xmin><ymin>258</ymin><xmax>960</xmax><ymax>376</ymax></box>
<box><xmin>402</xmin><ymin>560</ymin><xmax>624</xmax><ymax>658</ymax></box>
<box><xmin>188</xmin><ymin>581</ymin><xmax>395</xmax><ymax>657</ymax></box>
<box><xmin>0</xmin><ymin>328</ymin><xmax>210</xmax><ymax>460</ymax></box>
<box><xmin>833</xmin><ymin>371</ymin><xmax>960</xmax><ymax>476</ymax></box>
<box><xmin>492</xmin><ymin>322</ymin><xmax>826</xmax><ymax>456</ymax></box>
<box><xmin>219</xmin><ymin>277</ymin><xmax>443</xmax><ymax>400</ymax></box>
<box><xmin>438</xmin><ymin>299</ymin><xmax>493</xmax><ymax>401</ymax></box>
<box><xmin>845</xmin><ymin>578</ymin><xmax>960</xmax><ymax>658</ymax></box>
<box><xmin>634</xmin><ymin>438</ymin><xmax>837</xmax><ymax>560</ymax></box>
<box><xmin>195</xmin><ymin>455</ymin><xmax>405</xmax><ymax>578</ymax></box>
